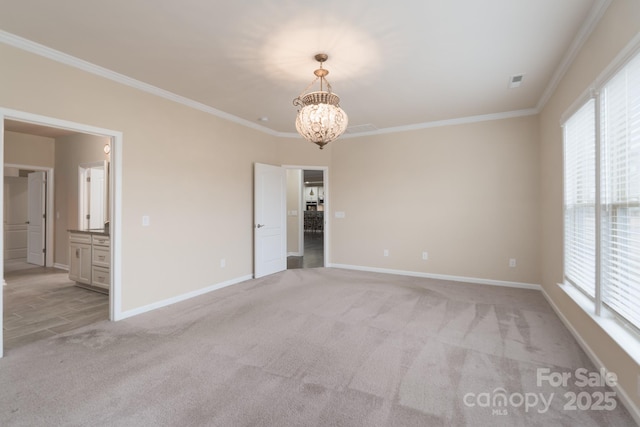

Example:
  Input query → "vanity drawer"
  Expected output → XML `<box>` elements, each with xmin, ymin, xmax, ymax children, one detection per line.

<box><xmin>92</xmin><ymin>235</ymin><xmax>110</xmax><ymax>247</ymax></box>
<box><xmin>92</xmin><ymin>266</ymin><xmax>110</xmax><ymax>289</ymax></box>
<box><xmin>69</xmin><ymin>232</ymin><xmax>92</xmax><ymax>244</ymax></box>
<box><xmin>92</xmin><ymin>247</ymin><xmax>110</xmax><ymax>267</ymax></box>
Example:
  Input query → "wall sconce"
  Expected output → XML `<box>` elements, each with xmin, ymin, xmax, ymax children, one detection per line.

<box><xmin>103</xmin><ymin>144</ymin><xmax>111</xmax><ymax>154</ymax></box>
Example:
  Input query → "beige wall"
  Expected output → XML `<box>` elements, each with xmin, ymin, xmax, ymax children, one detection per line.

<box><xmin>540</xmin><ymin>0</ymin><xmax>640</xmax><ymax>410</ymax></box>
<box><xmin>0</xmin><ymin>43</ymin><xmax>278</xmax><ymax>311</ymax></box>
<box><xmin>53</xmin><ymin>133</ymin><xmax>109</xmax><ymax>266</ymax></box>
<box><xmin>4</xmin><ymin>131</ymin><xmax>55</xmax><ymax>167</ymax></box>
<box><xmin>329</xmin><ymin>116</ymin><xmax>540</xmax><ymax>284</ymax></box>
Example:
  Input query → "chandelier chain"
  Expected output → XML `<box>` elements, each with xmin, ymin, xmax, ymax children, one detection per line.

<box><xmin>296</xmin><ymin>75</ymin><xmax>320</xmax><ymax>99</ymax></box>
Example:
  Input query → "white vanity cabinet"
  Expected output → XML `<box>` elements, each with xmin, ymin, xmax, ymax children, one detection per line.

<box><xmin>91</xmin><ymin>235</ymin><xmax>111</xmax><ymax>291</ymax></box>
<box><xmin>69</xmin><ymin>232</ymin><xmax>92</xmax><ymax>285</ymax></box>
<box><xmin>69</xmin><ymin>231</ymin><xmax>110</xmax><ymax>293</ymax></box>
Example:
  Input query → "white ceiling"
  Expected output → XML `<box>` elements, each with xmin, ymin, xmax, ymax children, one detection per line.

<box><xmin>0</xmin><ymin>0</ymin><xmax>605</xmax><ymax>136</ymax></box>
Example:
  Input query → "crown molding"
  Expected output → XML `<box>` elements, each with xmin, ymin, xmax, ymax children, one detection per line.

<box><xmin>0</xmin><ymin>30</ymin><xmax>280</xmax><ymax>137</ymax></box>
<box><xmin>277</xmin><ymin>108</ymin><xmax>540</xmax><ymax>140</ymax></box>
<box><xmin>1</xmin><ymin>11</ymin><xmax>603</xmax><ymax>141</ymax></box>
<box><xmin>536</xmin><ymin>0</ymin><xmax>612</xmax><ymax>111</ymax></box>
<box><xmin>343</xmin><ymin>108</ymin><xmax>540</xmax><ymax>138</ymax></box>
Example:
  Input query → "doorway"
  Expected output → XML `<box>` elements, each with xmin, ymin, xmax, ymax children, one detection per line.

<box><xmin>79</xmin><ymin>161</ymin><xmax>108</xmax><ymax>230</ymax></box>
<box><xmin>0</xmin><ymin>108</ymin><xmax>123</xmax><ymax>358</ymax></box>
<box><xmin>4</xmin><ymin>165</ymin><xmax>53</xmax><ymax>268</ymax></box>
<box><xmin>285</xmin><ymin>167</ymin><xmax>327</xmax><ymax>270</ymax></box>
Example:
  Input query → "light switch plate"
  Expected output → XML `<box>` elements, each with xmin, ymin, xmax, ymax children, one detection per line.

<box><xmin>142</xmin><ymin>215</ymin><xmax>150</xmax><ymax>226</ymax></box>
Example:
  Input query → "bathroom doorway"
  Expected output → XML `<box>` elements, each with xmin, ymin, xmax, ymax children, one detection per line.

<box><xmin>0</xmin><ymin>109</ymin><xmax>123</xmax><ymax>358</ymax></box>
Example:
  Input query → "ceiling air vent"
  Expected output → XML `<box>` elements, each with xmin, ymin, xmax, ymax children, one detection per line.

<box><xmin>509</xmin><ymin>74</ymin><xmax>525</xmax><ymax>89</ymax></box>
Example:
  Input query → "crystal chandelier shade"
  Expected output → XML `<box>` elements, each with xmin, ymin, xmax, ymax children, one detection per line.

<box><xmin>293</xmin><ymin>54</ymin><xmax>348</xmax><ymax>149</ymax></box>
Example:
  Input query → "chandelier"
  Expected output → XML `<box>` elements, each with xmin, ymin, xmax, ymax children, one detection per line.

<box><xmin>293</xmin><ymin>53</ymin><xmax>348</xmax><ymax>149</ymax></box>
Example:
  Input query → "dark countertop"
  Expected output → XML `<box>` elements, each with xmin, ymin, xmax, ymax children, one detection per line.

<box><xmin>68</xmin><ymin>229</ymin><xmax>110</xmax><ymax>236</ymax></box>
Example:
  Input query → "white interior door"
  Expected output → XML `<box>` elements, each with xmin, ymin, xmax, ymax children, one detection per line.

<box><xmin>4</xmin><ymin>176</ymin><xmax>29</xmax><ymax>261</ymax></box>
<box><xmin>254</xmin><ymin>163</ymin><xmax>286</xmax><ymax>278</ymax></box>
<box><xmin>80</xmin><ymin>161</ymin><xmax>107</xmax><ymax>230</ymax></box>
<box><xmin>89</xmin><ymin>164</ymin><xmax>106</xmax><ymax>229</ymax></box>
<box><xmin>26</xmin><ymin>171</ymin><xmax>45</xmax><ymax>266</ymax></box>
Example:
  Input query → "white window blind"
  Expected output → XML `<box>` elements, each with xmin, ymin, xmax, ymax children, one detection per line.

<box><xmin>600</xmin><ymin>52</ymin><xmax>640</xmax><ymax>329</ymax></box>
<box><xmin>564</xmin><ymin>99</ymin><xmax>596</xmax><ymax>297</ymax></box>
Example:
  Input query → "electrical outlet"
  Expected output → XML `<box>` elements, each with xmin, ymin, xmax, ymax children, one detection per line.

<box><xmin>220</xmin><ymin>258</ymin><xmax>226</xmax><ymax>268</ymax></box>
<box><xmin>509</xmin><ymin>258</ymin><xmax>517</xmax><ymax>268</ymax></box>
<box><xmin>383</xmin><ymin>249</ymin><xmax>389</xmax><ymax>257</ymax></box>
<box><xmin>422</xmin><ymin>251</ymin><xmax>429</xmax><ymax>260</ymax></box>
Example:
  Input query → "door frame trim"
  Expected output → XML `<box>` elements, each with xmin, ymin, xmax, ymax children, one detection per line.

<box><xmin>5</xmin><ymin>163</ymin><xmax>54</xmax><ymax>267</ymax></box>
<box><xmin>0</xmin><ymin>107</ymin><xmax>123</xmax><ymax>358</ymax></box>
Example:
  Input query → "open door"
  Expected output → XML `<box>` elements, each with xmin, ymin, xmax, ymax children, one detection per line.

<box><xmin>254</xmin><ymin>163</ymin><xmax>286</xmax><ymax>278</ymax></box>
<box><xmin>79</xmin><ymin>161</ymin><xmax>108</xmax><ymax>230</ymax></box>
<box><xmin>26</xmin><ymin>171</ymin><xmax>46</xmax><ymax>266</ymax></box>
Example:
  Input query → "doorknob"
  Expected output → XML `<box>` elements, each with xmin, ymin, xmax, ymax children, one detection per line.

<box><xmin>256</xmin><ymin>224</ymin><xmax>265</xmax><ymax>228</ymax></box>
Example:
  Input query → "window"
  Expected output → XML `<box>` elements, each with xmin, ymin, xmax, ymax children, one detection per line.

<box><xmin>563</xmin><ymin>99</ymin><xmax>596</xmax><ymax>297</ymax></box>
<box><xmin>600</xmin><ymin>52</ymin><xmax>640</xmax><ymax>328</ymax></box>
<box><xmin>563</xmin><ymin>50</ymin><xmax>640</xmax><ymax>332</ymax></box>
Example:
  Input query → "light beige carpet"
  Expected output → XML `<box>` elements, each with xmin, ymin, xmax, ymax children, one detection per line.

<box><xmin>0</xmin><ymin>268</ymin><xmax>635</xmax><ymax>426</ymax></box>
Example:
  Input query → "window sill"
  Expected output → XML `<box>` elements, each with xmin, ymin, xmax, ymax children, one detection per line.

<box><xmin>558</xmin><ymin>282</ymin><xmax>640</xmax><ymax>366</ymax></box>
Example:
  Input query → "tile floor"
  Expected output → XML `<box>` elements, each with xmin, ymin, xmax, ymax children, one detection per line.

<box><xmin>287</xmin><ymin>231</ymin><xmax>324</xmax><ymax>269</ymax></box>
<box><xmin>3</xmin><ymin>260</ymin><xmax>108</xmax><ymax>351</ymax></box>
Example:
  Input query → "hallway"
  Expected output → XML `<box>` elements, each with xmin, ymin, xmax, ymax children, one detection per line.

<box><xmin>287</xmin><ymin>232</ymin><xmax>324</xmax><ymax>269</ymax></box>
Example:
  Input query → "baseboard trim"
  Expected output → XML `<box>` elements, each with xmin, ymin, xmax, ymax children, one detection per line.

<box><xmin>328</xmin><ymin>263</ymin><xmax>541</xmax><ymax>290</ymax></box>
<box><xmin>287</xmin><ymin>252</ymin><xmax>303</xmax><ymax>257</ymax></box>
<box><xmin>53</xmin><ymin>263</ymin><xmax>69</xmax><ymax>271</ymax></box>
<box><xmin>541</xmin><ymin>288</ymin><xmax>640</xmax><ymax>425</ymax></box>
<box><xmin>116</xmin><ymin>274</ymin><xmax>253</xmax><ymax>321</ymax></box>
